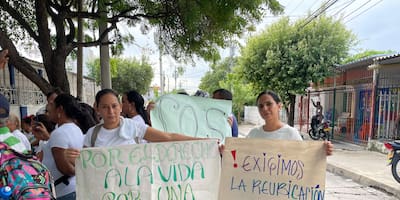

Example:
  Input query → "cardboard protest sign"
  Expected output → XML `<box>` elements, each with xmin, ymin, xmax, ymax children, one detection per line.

<box><xmin>151</xmin><ymin>94</ymin><xmax>232</xmax><ymax>142</ymax></box>
<box><xmin>219</xmin><ymin>138</ymin><xmax>326</xmax><ymax>200</ymax></box>
<box><xmin>76</xmin><ymin>140</ymin><xmax>221</xmax><ymax>200</ymax></box>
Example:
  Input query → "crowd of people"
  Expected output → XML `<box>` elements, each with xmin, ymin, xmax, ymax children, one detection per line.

<box><xmin>0</xmin><ymin>49</ymin><xmax>332</xmax><ymax>200</ymax></box>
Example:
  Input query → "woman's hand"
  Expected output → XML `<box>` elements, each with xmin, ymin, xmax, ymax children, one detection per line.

<box><xmin>218</xmin><ymin>143</ymin><xmax>225</xmax><ymax>155</ymax></box>
<box><xmin>227</xmin><ymin>117</ymin><xmax>233</xmax><ymax>127</ymax></box>
<box><xmin>324</xmin><ymin>140</ymin><xmax>334</xmax><ymax>156</ymax></box>
<box><xmin>33</xmin><ymin>122</ymin><xmax>50</xmax><ymax>140</ymax></box>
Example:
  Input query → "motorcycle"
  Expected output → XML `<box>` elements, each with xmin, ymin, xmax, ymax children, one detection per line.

<box><xmin>384</xmin><ymin>141</ymin><xmax>400</xmax><ymax>183</ymax></box>
<box><xmin>308</xmin><ymin>117</ymin><xmax>331</xmax><ymax>140</ymax></box>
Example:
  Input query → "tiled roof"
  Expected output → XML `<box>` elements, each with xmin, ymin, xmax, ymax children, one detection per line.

<box><xmin>373</xmin><ymin>53</ymin><xmax>400</xmax><ymax>65</ymax></box>
<box><xmin>337</xmin><ymin>53</ymin><xmax>400</xmax><ymax>70</ymax></box>
<box><xmin>337</xmin><ymin>55</ymin><xmax>380</xmax><ymax>70</ymax></box>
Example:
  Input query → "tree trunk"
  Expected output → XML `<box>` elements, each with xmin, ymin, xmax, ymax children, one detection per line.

<box><xmin>77</xmin><ymin>0</ymin><xmax>83</xmax><ymax>99</ymax></box>
<box><xmin>46</xmin><ymin>53</ymin><xmax>70</xmax><ymax>93</ymax></box>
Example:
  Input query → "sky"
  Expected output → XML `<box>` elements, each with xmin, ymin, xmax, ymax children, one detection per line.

<box><xmin>120</xmin><ymin>0</ymin><xmax>400</xmax><ymax>94</ymax></box>
<box><xmin>20</xmin><ymin>0</ymin><xmax>400</xmax><ymax>95</ymax></box>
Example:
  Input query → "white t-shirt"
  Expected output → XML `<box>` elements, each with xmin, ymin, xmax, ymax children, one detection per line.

<box><xmin>42</xmin><ymin>122</ymin><xmax>84</xmax><ymax>198</ymax></box>
<box><xmin>131</xmin><ymin>115</ymin><xmax>148</xmax><ymax>144</ymax></box>
<box><xmin>247</xmin><ymin>124</ymin><xmax>303</xmax><ymax>141</ymax></box>
<box><xmin>84</xmin><ymin>117</ymin><xmax>148</xmax><ymax>147</ymax></box>
<box><xmin>12</xmin><ymin>129</ymin><xmax>32</xmax><ymax>151</ymax></box>
<box><xmin>132</xmin><ymin>115</ymin><xmax>146</xmax><ymax>125</ymax></box>
<box><xmin>36</xmin><ymin>140</ymin><xmax>48</xmax><ymax>154</ymax></box>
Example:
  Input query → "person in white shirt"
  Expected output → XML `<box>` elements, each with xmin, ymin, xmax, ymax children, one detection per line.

<box><xmin>247</xmin><ymin>90</ymin><xmax>333</xmax><ymax>155</ymax></box>
<box><xmin>122</xmin><ymin>90</ymin><xmax>150</xmax><ymax>126</ymax></box>
<box><xmin>42</xmin><ymin>93</ymin><xmax>85</xmax><ymax>200</ymax></box>
<box><xmin>6</xmin><ymin>113</ymin><xmax>32</xmax><ymax>152</ymax></box>
<box><xmin>0</xmin><ymin>93</ymin><xmax>27</xmax><ymax>153</ymax></box>
<box><xmin>65</xmin><ymin>88</ymin><xmax>204</xmax><ymax>155</ymax></box>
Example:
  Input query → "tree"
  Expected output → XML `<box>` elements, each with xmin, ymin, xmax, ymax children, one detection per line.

<box><xmin>87</xmin><ymin>57</ymin><xmax>153</xmax><ymax>94</ymax></box>
<box><xmin>0</xmin><ymin>0</ymin><xmax>283</xmax><ymax>94</ymax></box>
<box><xmin>220</xmin><ymin>71</ymin><xmax>255</xmax><ymax>122</ymax></box>
<box><xmin>238</xmin><ymin>16</ymin><xmax>355</xmax><ymax>126</ymax></box>
<box><xmin>199</xmin><ymin>57</ymin><xmax>234</xmax><ymax>94</ymax></box>
<box><xmin>199</xmin><ymin>57</ymin><xmax>255</xmax><ymax>121</ymax></box>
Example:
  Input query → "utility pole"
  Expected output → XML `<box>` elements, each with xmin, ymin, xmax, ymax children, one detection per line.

<box><xmin>99</xmin><ymin>0</ymin><xmax>111</xmax><ymax>89</ymax></box>
<box><xmin>159</xmin><ymin>34</ymin><xmax>163</xmax><ymax>95</ymax></box>
<box><xmin>173</xmin><ymin>66</ymin><xmax>177</xmax><ymax>90</ymax></box>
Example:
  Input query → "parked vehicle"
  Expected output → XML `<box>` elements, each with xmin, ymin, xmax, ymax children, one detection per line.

<box><xmin>308</xmin><ymin>117</ymin><xmax>331</xmax><ymax>140</ymax></box>
<box><xmin>384</xmin><ymin>141</ymin><xmax>400</xmax><ymax>183</ymax></box>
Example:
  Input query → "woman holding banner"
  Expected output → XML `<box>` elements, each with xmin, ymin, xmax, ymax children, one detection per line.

<box><xmin>247</xmin><ymin>90</ymin><xmax>333</xmax><ymax>155</ymax></box>
<box><xmin>65</xmin><ymin>88</ymin><xmax>205</xmax><ymax>156</ymax></box>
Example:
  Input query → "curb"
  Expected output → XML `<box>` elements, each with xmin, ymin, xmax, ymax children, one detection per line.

<box><xmin>327</xmin><ymin>163</ymin><xmax>400</xmax><ymax>198</ymax></box>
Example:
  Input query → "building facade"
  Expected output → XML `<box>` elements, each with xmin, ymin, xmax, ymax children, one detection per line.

<box><xmin>0</xmin><ymin>57</ymin><xmax>99</xmax><ymax>118</ymax></box>
<box><xmin>300</xmin><ymin>54</ymin><xmax>400</xmax><ymax>146</ymax></box>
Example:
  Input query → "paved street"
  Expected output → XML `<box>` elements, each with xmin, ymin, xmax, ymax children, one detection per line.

<box><xmin>326</xmin><ymin>171</ymin><xmax>397</xmax><ymax>200</ymax></box>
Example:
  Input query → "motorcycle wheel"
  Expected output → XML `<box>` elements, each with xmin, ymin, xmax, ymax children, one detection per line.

<box><xmin>391</xmin><ymin>155</ymin><xmax>400</xmax><ymax>183</ymax></box>
<box><xmin>308</xmin><ymin>129</ymin><xmax>321</xmax><ymax>140</ymax></box>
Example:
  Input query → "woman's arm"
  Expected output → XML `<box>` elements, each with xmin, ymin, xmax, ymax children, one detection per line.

<box><xmin>52</xmin><ymin>147</ymin><xmax>76</xmax><ymax>176</ymax></box>
<box><xmin>143</xmin><ymin>127</ymin><xmax>202</xmax><ymax>143</ymax></box>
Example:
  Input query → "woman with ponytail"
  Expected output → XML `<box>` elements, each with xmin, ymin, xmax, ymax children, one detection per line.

<box><xmin>121</xmin><ymin>90</ymin><xmax>150</xmax><ymax>126</ymax></box>
<box><xmin>42</xmin><ymin>93</ymin><xmax>84</xmax><ymax>200</ymax></box>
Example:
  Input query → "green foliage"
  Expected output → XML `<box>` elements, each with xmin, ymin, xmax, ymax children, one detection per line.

<box><xmin>220</xmin><ymin>71</ymin><xmax>256</xmax><ymax>121</ymax></box>
<box><xmin>199</xmin><ymin>57</ymin><xmax>234</xmax><ymax>94</ymax></box>
<box><xmin>238</xmin><ymin>16</ymin><xmax>355</xmax><ymax>105</ymax></box>
<box><xmin>0</xmin><ymin>0</ymin><xmax>284</xmax><ymax>93</ymax></box>
<box><xmin>87</xmin><ymin>57</ymin><xmax>154</xmax><ymax>94</ymax></box>
<box><xmin>237</xmin><ymin>16</ymin><xmax>355</xmax><ymax>125</ymax></box>
<box><xmin>342</xmin><ymin>50</ymin><xmax>396</xmax><ymax>64</ymax></box>
<box><xmin>145</xmin><ymin>0</ymin><xmax>284</xmax><ymax>61</ymax></box>
<box><xmin>199</xmin><ymin>57</ymin><xmax>255</xmax><ymax>120</ymax></box>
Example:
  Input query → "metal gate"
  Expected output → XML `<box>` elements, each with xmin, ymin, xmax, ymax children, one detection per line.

<box><xmin>375</xmin><ymin>87</ymin><xmax>400</xmax><ymax>139</ymax></box>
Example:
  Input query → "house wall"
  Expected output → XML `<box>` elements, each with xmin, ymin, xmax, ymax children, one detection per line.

<box><xmin>0</xmin><ymin>60</ymin><xmax>99</xmax><ymax>119</ymax></box>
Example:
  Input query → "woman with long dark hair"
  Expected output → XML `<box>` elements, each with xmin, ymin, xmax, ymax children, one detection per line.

<box><xmin>42</xmin><ymin>94</ymin><xmax>84</xmax><ymax>200</ymax></box>
<box><xmin>121</xmin><ymin>90</ymin><xmax>150</xmax><ymax>125</ymax></box>
<box><xmin>248</xmin><ymin>90</ymin><xmax>333</xmax><ymax>155</ymax></box>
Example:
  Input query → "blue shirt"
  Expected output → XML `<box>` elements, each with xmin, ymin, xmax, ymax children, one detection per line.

<box><xmin>231</xmin><ymin>114</ymin><xmax>239</xmax><ymax>137</ymax></box>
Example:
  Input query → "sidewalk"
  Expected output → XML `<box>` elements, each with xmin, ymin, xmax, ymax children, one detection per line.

<box><xmin>238</xmin><ymin>123</ymin><xmax>400</xmax><ymax>198</ymax></box>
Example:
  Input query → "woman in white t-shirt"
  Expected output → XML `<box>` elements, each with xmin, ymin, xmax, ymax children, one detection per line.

<box><xmin>121</xmin><ymin>90</ymin><xmax>150</xmax><ymax>143</ymax></box>
<box><xmin>42</xmin><ymin>94</ymin><xmax>85</xmax><ymax>200</ymax></box>
<box><xmin>122</xmin><ymin>90</ymin><xmax>150</xmax><ymax>126</ymax></box>
<box><xmin>247</xmin><ymin>90</ymin><xmax>333</xmax><ymax>155</ymax></box>
<box><xmin>66</xmin><ymin>88</ymin><xmax>202</xmax><ymax>151</ymax></box>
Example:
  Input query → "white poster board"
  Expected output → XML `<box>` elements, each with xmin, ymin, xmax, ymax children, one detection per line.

<box><xmin>219</xmin><ymin>138</ymin><xmax>326</xmax><ymax>200</ymax></box>
<box><xmin>76</xmin><ymin>140</ymin><xmax>221</xmax><ymax>200</ymax></box>
<box><xmin>151</xmin><ymin>94</ymin><xmax>232</xmax><ymax>142</ymax></box>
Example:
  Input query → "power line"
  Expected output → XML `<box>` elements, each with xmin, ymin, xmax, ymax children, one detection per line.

<box><xmin>344</xmin><ymin>0</ymin><xmax>383</xmax><ymax>24</ymax></box>
<box><xmin>329</xmin><ymin>0</ymin><xmax>357</xmax><ymax>17</ymax></box>
<box><xmin>287</xmin><ymin>0</ymin><xmax>305</xmax><ymax>16</ymax></box>
<box><xmin>299</xmin><ymin>0</ymin><xmax>339</xmax><ymax>29</ymax></box>
<box><xmin>341</xmin><ymin>0</ymin><xmax>372</xmax><ymax>21</ymax></box>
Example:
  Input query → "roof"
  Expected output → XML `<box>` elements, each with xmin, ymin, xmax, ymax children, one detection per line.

<box><xmin>373</xmin><ymin>53</ymin><xmax>400</xmax><ymax>65</ymax></box>
<box><xmin>337</xmin><ymin>53</ymin><xmax>400</xmax><ymax>70</ymax></box>
<box><xmin>337</xmin><ymin>55</ymin><xmax>381</xmax><ymax>70</ymax></box>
